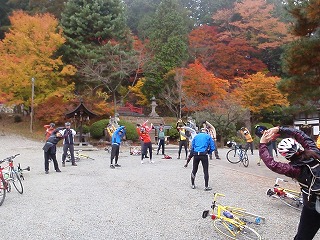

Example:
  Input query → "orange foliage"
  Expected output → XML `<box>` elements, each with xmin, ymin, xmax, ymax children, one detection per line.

<box><xmin>0</xmin><ymin>10</ymin><xmax>76</xmax><ymax>107</ymax></box>
<box><xmin>182</xmin><ymin>61</ymin><xmax>229</xmax><ymax>111</ymax></box>
<box><xmin>235</xmin><ymin>72</ymin><xmax>289</xmax><ymax>113</ymax></box>
<box><xmin>188</xmin><ymin>25</ymin><xmax>266</xmax><ymax>82</ymax></box>
<box><xmin>214</xmin><ymin>0</ymin><xmax>294</xmax><ymax>49</ymax></box>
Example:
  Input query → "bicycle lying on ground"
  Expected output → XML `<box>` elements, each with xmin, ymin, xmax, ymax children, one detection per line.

<box><xmin>226</xmin><ymin>141</ymin><xmax>249</xmax><ymax>167</ymax></box>
<box><xmin>266</xmin><ymin>178</ymin><xmax>303</xmax><ymax>211</ymax></box>
<box><xmin>67</xmin><ymin>150</ymin><xmax>95</xmax><ymax>162</ymax></box>
<box><xmin>202</xmin><ymin>193</ymin><xmax>265</xmax><ymax>239</ymax></box>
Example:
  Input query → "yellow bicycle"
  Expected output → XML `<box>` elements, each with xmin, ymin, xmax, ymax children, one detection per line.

<box><xmin>202</xmin><ymin>193</ymin><xmax>265</xmax><ymax>240</ymax></box>
<box><xmin>67</xmin><ymin>150</ymin><xmax>95</xmax><ymax>162</ymax></box>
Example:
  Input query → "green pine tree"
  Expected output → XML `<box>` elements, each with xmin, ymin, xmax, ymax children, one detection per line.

<box><xmin>279</xmin><ymin>0</ymin><xmax>320</xmax><ymax>104</ymax></box>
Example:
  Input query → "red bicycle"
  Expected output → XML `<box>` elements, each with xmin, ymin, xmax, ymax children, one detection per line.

<box><xmin>0</xmin><ymin>154</ymin><xmax>24</xmax><ymax>205</ymax></box>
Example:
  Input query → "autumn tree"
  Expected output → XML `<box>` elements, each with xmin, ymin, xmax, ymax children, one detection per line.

<box><xmin>212</xmin><ymin>0</ymin><xmax>293</xmax><ymax>75</ymax></box>
<box><xmin>158</xmin><ymin>69</ymin><xmax>185</xmax><ymax>118</ymax></box>
<box><xmin>192</xmin><ymin>95</ymin><xmax>248</xmax><ymax>145</ymax></box>
<box><xmin>235</xmin><ymin>72</ymin><xmax>289</xmax><ymax>115</ymax></box>
<box><xmin>188</xmin><ymin>25</ymin><xmax>266</xmax><ymax>84</ymax></box>
<box><xmin>182</xmin><ymin>60</ymin><xmax>229</xmax><ymax>112</ymax></box>
<box><xmin>0</xmin><ymin>11</ymin><xmax>76</xmax><ymax>108</ymax></box>
<box><xmin>278</xmin><ymin>0</ymin><xmax>320</xmax><ymax>104</ymax></box>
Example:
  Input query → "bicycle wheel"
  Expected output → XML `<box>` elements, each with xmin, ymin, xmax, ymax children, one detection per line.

<box><xmin>279</xmin><ymin>196</ymin><xmax>302</xmax><ymax>211</ymax></box>
<box><xmin>0</xmin><ymin>177</ymin><xmax>6</xmax><ymax>206</ymax></box>
<box><xmin>226</xmin><ymin>149</ymin><xmax>241</xmax><ymax>164</ymax></box>
<box><xmin>213</xmin><ymin>219</ymin><xmax>261</xmax><ymax>240</ymax></box>
<box><xmin>242</xmin><ymin>151</ymin><xmax>249</xmax><ymax>167</ymax></box>
<box><xmin>10</xmin><ymin>170</ymin><xmax>23</xmax><ymax>194</ymax></box>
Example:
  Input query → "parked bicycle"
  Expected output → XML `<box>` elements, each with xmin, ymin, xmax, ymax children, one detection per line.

<box><xmin>0</xmin><ymin>154</ymin><xmax>24</xmax><ymax>194</ymax></box>
<box><xmin>202</xmin><ymin>193</ymin><xmax>265</xmax><ymax>239</ymax></box>
<box><xmin>226</xmin><ymin>141</ymin><xmax>249</xmax><ymax>167</ymax></box>
<box><xmin>266</xmin><ymin>178</ymin><xmax>303</xmax><ymax>211</ymax></box>
<box><xmin>0</xmin><ymin>154</ymin><xmax>26</xmax><ymax>206</ymax></box>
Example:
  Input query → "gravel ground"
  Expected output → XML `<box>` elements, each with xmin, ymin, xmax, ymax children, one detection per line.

<box><xmin>0</xmin><ymin>135</ymin><xmax>319</xmax><ymax>240</ymax></box>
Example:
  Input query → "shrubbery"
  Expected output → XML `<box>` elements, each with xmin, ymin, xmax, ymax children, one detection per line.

<box><xmin>90</xmin><ymin>119</ymin><xmax>109</xmax><ymax>139</ymax></box>
<box><xmin>89</xmin><ymin>119</ymin><xmax>139</xmax><ymax>141</ymax></box>
<box><xmin>118</xmin><ymin>120</ymin><xmax>139</xmax><ymax>141</ymax></box>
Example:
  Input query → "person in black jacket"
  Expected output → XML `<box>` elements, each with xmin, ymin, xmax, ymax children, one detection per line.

<box><xmin>259</xmin><ymin>127</ymin><xmax>320</xmax><ymax>240</ymax></box>
<box><xmin>42</xmin><ymin>129</ymin><xmax>64</xmax><ymax>174</ymax></box>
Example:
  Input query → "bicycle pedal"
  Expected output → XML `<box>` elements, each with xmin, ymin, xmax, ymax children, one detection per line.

<box><xmin>202</xmin><ymin>210</ymin><xmax>209</xmax><ymax>218</ymax></box>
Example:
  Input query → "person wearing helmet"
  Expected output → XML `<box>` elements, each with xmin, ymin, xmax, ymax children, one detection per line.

<box><xmin>44</xmin><ymin>122</ymin><xmax>56</xmax><ymax>140</ymax></box>
<box><xmin>42</xmin><ymin>128</ymin><xmax>64</xmax><ymax>174</ymax></box>
<box><xmin>259</xmin><ymin>126</ymin><xmax>320</xmax><ymax>240</ymax></box>
<box><xmin>61</xmin><ymin>122</ymin><xmax>77</xmax><ymax>167</ymax></box>
<box><xmin>185</xmin><ymin>127</ymin><xmax>215</xmax><ymax>191</ymax></box>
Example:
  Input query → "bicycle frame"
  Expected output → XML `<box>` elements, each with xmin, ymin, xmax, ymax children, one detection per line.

<box><xmin>267</xmin><ymin>178</ymin><xmax>303</xmax><ymax>211</ymax></box>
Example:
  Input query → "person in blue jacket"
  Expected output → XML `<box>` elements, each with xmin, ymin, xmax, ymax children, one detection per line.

<box><xmin>186</xmin><ymin>128</ymin><xmax>216</xmax><ymax>191</ymax></box>
<box><xmin>110</xmin><ymin>126</ymin><xmax>126</xmax><ymax>169</ymax></box>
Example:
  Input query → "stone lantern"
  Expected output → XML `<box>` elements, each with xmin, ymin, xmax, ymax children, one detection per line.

<box><xmin>149</xmin><ymin>96</ymin><xmax>159</xmax><ymax>117</ymax></box>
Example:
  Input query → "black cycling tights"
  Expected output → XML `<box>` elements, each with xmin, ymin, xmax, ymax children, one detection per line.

<box><xmin>191</xmin><ymin>155</ymin><xmax>209</xmax><ymax>187</ymax></box>
<box><xmin>294</xmin><ymin>205</ymin><xmax>320</xmax><ymax>240</ymax></box>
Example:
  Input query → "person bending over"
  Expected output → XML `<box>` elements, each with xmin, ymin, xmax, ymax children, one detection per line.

<box><xmin>259</xmin><ymin>126</ymin><xmax>320</xmax><ymax>240</ymax></box>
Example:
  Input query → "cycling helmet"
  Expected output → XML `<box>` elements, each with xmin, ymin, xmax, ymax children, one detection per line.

<box><xmin>277</xmin><ymin>138</ymin><xmax>304</xmax><ymax>159</ymax></box>
<box><xmin>255</xmin><ymin>125</ymin><xmax>268</xmax><ymax>138</ymax></box>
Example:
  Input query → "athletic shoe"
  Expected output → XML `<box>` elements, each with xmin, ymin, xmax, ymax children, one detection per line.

<box><xmin>45</xmin><ymin>171</ymin><xmax>49</xmax><ymax>174</ymax></box>
<box><xmin>141</xmin><ymin>160</ymin><xmax>144</xmax><ymax>164</ymax></box>
<box><xmin>110</xmin><ymin>164</ymin><xmax>115</xmax><ymax>169</ymax></box>
<box><xmin>115</xmin><ymin>164</ymin><xmax>121</xmax><ymax>167</ymax></box>
<box><xmin>191</xmin><ymin>185</ymin><xmax>196</xmax><ymax>189</ymax></box>
<box><xmin>56</xmin><ymin>169</ymin><xmax>61</xmax><ymax>172</ymax></box>
<box><xmin>204</xmin><ymin>187</ymin><xmax>212</xmax><ymax>191</ymax></box>
<box><xmin>72</xmin><ymin>163</ymin><xmax>77</xmax><ymax>166</ymax></box>
<box><xmin>150</xmin><ymin>160</ymin><xmax>154</xmax><ymax>164</ymax></box>
<box><xmin>216</xmin><ymin>157</ymin><xmax>221</xmax><ymax>160</ymax></box>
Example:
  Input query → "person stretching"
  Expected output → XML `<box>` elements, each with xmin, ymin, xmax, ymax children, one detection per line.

<box><xmin>110</xmin><ymin>126</ymin><xmax>126</xmax><ymax>169</ymax></box>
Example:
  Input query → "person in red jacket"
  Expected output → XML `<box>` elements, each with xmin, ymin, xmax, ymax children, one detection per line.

<box><xmin>44</xmin><ymin>123</ymin><xmax>55</xmax><ymax>140</ymax></box>
<box><xmin>136</xmin><ymin>121</ymin><xmax>154</xmax><ymax>164</ymax></box>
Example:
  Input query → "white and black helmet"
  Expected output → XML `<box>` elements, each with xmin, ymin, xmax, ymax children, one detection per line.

<box><xmin>277</xmin><ymin>138</ymin><xmax>304</xmax><ymax>159</ymax></box>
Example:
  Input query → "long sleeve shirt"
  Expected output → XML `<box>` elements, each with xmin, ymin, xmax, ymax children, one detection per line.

<box><xmin>111</xmin><ymin>126</ymin><xmax>126</xmax><ymax>145</ymax></box>
<box><xmin>189</xmin><ymin>132</ymin><xmax>216</xmax><ymax>156</ymax></box>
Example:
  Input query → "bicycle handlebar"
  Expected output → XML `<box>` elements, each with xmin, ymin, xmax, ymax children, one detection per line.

<box><xmin>213</xmin><ymin>192</ymin><xmax>225</xmax><ymax>201</ymax></box>
<box><xmin>0</xmin><ymin>154</ymin><xmax>20</xmax><ymax>164</ymax></box>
